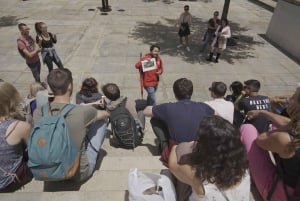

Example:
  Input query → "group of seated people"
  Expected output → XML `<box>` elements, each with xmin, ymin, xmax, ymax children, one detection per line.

<box><xmin>0</xmin><ymin>70</ymin><xmax>299</xmax><ymax>201</ymax></box>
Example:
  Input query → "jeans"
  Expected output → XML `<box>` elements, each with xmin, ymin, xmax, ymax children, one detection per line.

<box><xmin>144</xmin><ymin>86</ymin><xmax>157</xmax><ymax>106</ymax></box>
<box><xmin>44</xmin><ymin>54</ymin><xmax>64</xmax><ymax>72</ymax></box>
<box><xmin>200</xmin><ymin>30</ymin><xmax>215</xmax><ymax>52</ymax></box>
<box><xmin>85</xmin><ymin>120</ymin><xmax>107</xmax><ymax>176</ymax></box>
<box><xmin>27</xmin><ymin>60</ymin><xmax>41</xmax><ymax>82</ymax></box>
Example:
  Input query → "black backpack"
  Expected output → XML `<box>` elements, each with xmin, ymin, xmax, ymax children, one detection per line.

<box><xmin>17</xmin><ymin>39</ymin><xmax>26</xmax><ymax>59</ymax></box>
<box><xmin>108</xmin><ymin>98</ymin><xmax>143</xmax><ymax>149</ymax></box>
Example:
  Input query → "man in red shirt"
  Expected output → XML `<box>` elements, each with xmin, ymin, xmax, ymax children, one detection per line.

<box><xmin>135</xmin><ymin>45</ymin><xmax>163</xmax><ymax>106</ymax></box>
<box><xmin>17</xmin><ymin>23</ymin><xmax>41</xmax><ymax>83</ymax></box>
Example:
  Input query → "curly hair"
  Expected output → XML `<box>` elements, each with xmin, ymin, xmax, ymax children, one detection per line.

<box><xmin>190</xmin><ymin>115</ymin><xmax>248</xmax><ymax>190</ymax></box>
<box><xmin>79</xmin><ymin>77</ymin><xmax>99</xmax><ymax>97</ymax></box>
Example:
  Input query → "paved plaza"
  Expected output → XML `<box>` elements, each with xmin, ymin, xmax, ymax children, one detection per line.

<box><xmin>0</xmin><ymin>0</ymin><xmax>299</xmax><ymax>200</ymax></box>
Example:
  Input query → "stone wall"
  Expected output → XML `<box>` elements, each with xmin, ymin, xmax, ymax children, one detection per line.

<box><xmin>266</xmin><ymin>0</ymin><xmax>300</xmax><ymax>62</ymax></box>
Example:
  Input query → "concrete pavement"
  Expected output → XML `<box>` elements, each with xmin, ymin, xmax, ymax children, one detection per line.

<box><xmin>0</xmin><ymin>0</ymin><xmax>299</xmax><ymax>200</ymax></box>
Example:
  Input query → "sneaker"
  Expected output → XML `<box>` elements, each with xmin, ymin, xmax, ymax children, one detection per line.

<box><xmin>177</xmin><ymin>44</ymin><xmax>183</xmax><ymax>48</ymax></box>
<box><xmin>186</xmin><ymin>46</ymin><xmax>190</xmax><ymax>52</ymax></box>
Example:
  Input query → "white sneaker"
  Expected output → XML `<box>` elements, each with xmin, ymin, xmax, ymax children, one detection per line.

<box><xmin>177</xmin><ymin>44</ymin><xmax>183</xmax><ymax>48</ymax></box>
<box><xmin>186</xmin><ymin>46</ymin><xmax>190</xmax><ymax>52</ymax></box>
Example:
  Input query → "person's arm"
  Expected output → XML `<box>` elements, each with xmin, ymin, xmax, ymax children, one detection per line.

<box><xmin>6</xmin><ymin>120</ymin><xmax>32</xmax><ymax>145</ymax></box>
<box><xmin>21</xmin><ymin>42</ymin><xmax>41</xmax><ymax>58</ymax></box>
<box><xmin>247</xmin><ymin>110</ymin><xmax>290</xmax><ymax>127</ymax></box>
<box><xmin>169</xmin><ymin>145</ymin><xmax>204</xmax><ymax>195</ymax></box>
<box><xmin>156</xmin><ymin>58</ymin><xmax>163</xmax><ymax>75</ymax></box>
<box><xmin>96</xmin><ymin>110</ymin><xmax>109</xmax><ymax>121</ymax></box>
<box><xmin>256</xmin><ymin>131</ymin><xmax>292</xmax><ymax>158</ymax></box>
<box><xmin>221</xmin><ymin>26</ymin><xmax>231</xmax><ymax>39</ymax></box>
<box><xmin>143</xmin><ymin>106</ymin><xmax>153</xmax><ymax>117</ymax></box>
<box><xmin>50</xmin><ymin>32</ymin><xmax>57</xmax><ymax>43</ymax></box>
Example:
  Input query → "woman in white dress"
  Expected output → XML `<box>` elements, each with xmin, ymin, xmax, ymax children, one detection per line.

<box><xmin>206</xmin><ymin>19</ymin><xmax>231</xmax><ymax>63</ymax></box>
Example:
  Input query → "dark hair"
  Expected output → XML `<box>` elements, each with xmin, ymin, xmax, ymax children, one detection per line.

<box><xmin>229</xmin><ymin>81</ymin><xmax>243</xmax><ymax>96</ymax></box>
<box><xmin>150</xmin><ymin>44</ymin><xmax>160</xmax><ymax>52</ymax></box>
<box><xmin>47</xmin><ymin>68</ymin><xmax>73</xmax><ymax>96</ymax></box>
<box><xmin>222</xmin><ymin>18</ymin><xmax>229</xmax><ymax>26</ymax></box>
<box><xmin>213</xmin><ymin>11</ymin><xmax>219</xmax><ymax>16</ymax></box>
<box><xmin>244</xmin><ymin>79</ymin><xmax>260</xmax><ymax>92</ymax></box>
<box><xmin>102</xmin><ymin>83</ymin><xmax>120</xmax><ymax>101</ymax></box>
<box><xmin>209</xmin><ymin>82</ymin><xmax>227</xmax><ymax>97</ymax></box>
<box><xmin>191</xmin><ymin>115</ymin><xmax>248</xmax><ymax>190</ymax></box>
<box><xmin>173</xmin><ymin>78</ymin><xmax>193</xmax><ymax>100</ymax></box>
<box><xmin>18</xmin><ymin>23</ymin><xmax>27</xmax><ymax>30</ymax></box>
<box><xmin>34</xmin><ymin>22</ymin><xmax>43</xmax><ymax>35</ymax></box>
<box><xmin>79</xmin><ymin>77</ymin><xmax>99</xmax><ymax>97</ymax></box>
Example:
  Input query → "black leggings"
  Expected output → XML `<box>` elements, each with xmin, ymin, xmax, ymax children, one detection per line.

<box><xmin>44</xmin><ymin>54</ymin><xmax>63</xmax><ymax>72</ymax></box>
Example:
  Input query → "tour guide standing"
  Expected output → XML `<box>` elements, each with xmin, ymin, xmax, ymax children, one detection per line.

<box><xmin>135</xmin><ymin>45</ymin><xmax>163</xmax><ymax>106</ymax></box>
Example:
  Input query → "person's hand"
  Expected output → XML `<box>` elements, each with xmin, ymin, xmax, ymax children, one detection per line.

<box><xmin>156</xmin><ymin>70</ymin><xmax>162</xmax><ymax>75</ymax></box>
<box><xmin>246</xmin><ymin>110</ymin><xmax>261</xmax><ymax>120</ymax></box>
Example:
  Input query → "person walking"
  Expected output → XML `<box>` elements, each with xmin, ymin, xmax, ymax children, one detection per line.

<box><xmin>176</xmin><ymin>5</ymin><xmax>192</xmax><ymax>52</ymax></box>
<box><xmin>200</xmin><ymin>11</ymin><xmax>220</xmax><ymax>52</ymax></box>
<box><xmin>35</xmin><ymin>22</ymin><xmax>64</xmax><ymax>72</ymax></box>
<box><xmin>17</xmin><ymin>23</ymin><xmax>41</xmax><ymax>83</ymax></box>
<box><xmin>135</xmin><ymin>45</ymin><xmax>163</xmax><ymax>106</ymax></box>
<box><xmin>206</xmin><ymin>18</ymin><xmax>231</xmax><ymax>63</ymax></box>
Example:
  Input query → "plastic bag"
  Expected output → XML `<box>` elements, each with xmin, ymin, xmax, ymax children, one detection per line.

<box><xmin>128</xmin><ymin>168</ymin><xmax>177</xmax><ymax>201</ymax></box>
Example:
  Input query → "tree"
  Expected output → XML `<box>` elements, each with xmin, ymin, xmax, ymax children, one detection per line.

<box><xmin>221</xmin><ymin>0</ymin><xmax>230</xmax><ymax>20</ymax></box>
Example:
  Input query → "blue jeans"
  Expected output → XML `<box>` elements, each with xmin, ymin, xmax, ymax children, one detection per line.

<box><xmin>144</xmin><ymin>86</ymin><xmax>157</xmax><ymax>106</ymax></box>
<box><xmin>200</xmin><ymin>30</ymin><xmax>215</xmax><ymax>52</ymax></box>
<box><xmin>85</xmin><ymin>120</ymin><xmax>107</xmax><ymax>176</ymax></box>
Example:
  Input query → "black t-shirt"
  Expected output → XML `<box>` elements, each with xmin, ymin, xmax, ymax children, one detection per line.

<box><xmin>239</xmin><ymin>95</ymin><xmax>271</xmax><ymax>133</ymax></box>
<box><xmin>208</xmin><ymin>18</ymin><xmax>221</xmax><ymax>31</ymax></box>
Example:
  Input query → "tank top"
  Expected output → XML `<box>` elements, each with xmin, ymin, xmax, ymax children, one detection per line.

<box><xmin>280</xmin><ymin>136</ymin><xmax>300</xmax><ymax>188</ymax></box>
<box><xmin>0</xmin><ymin>119</ymin><xmax>23</xmax><ymax>189</ymax></box>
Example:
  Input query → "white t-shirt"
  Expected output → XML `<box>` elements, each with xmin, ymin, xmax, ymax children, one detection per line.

<box><xmin>189</xmin><ymin>172</ymin><xmax>250</xmax><ymax>201</ymax></box>
<box><xmin>204</xmin><ymin>99</ymin><xmax>234</xmax><ymax>123</ymax></box>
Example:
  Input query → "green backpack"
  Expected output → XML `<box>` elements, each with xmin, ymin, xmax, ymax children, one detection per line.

<box><xmin>27</xmin><ymin>104</ymin><xmax>80</xmax><ymax>181</ymax></box>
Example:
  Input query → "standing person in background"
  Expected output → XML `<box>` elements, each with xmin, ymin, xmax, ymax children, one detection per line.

<box><xmin>0</xmin><ymin>82</ymin><xmax>33</xmax><ymax>192</ymax></box>
<box><xmin>206</xmin><ymin>18</ymin><xmax>231</xmax><ymax>63</ymax></box>
<box><xmin>135</xmin><ymin>45</ymin><xmax>163</xmax><ymax>106</ymax></box>
<box><xmin>176</xmin><ymin>5</ymin><xmax>192</xmax><ymax>52</ymax></box>
<box><xmin>17</xmin><ymin>23</ymin><xmax>41</xmax><ymax>83</ymax></box>
<box><xmin>35</xmin><ymin>22</ymin><xmax>64</xmax><ymax>72</ymax></box>
<box><xmin>200</xmin><ymin>11</ymin><xmax>220</xmax><ymax>53</ymax></box>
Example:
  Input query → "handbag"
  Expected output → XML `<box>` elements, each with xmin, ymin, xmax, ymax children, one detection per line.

<box><xmin>128</xmin><ymin>168</ymin><xmax>177</xmax><ymax>201</ymax></box>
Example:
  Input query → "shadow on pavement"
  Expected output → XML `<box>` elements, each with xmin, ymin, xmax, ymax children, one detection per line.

<box><xmin>130</xmin><ymin>17</ymin><xmax>265</xmax><ymax>64</ymax></box>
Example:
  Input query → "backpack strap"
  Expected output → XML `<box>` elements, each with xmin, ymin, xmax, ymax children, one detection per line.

<box><xmin>42</xmin><ymin>104</ymin><xmax>75</xmax><ymax>117</ymax></box>
<box><xmin>119</xmin><ymin>97</ymin><xmax>127</xmax><ymax>108</ymax></box>
<box><xmin>60</xmin><ymin>104</ymin><xmax>75</xmax><ymax>117</ymax></box>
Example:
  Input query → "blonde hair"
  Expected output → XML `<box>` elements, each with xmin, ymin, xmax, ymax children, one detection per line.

<box><xmin>28</xmin><ymin>82</ymin><xmax>45</xmax><ymax>99</ymax></box>
<box><xmin>0</xmin><ymin>82</ymin><xmax>23</xmax><ymax>119</ymax></box>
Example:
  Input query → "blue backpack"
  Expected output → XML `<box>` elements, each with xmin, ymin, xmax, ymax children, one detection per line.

<box><xmin>27</xmin><ymin>104</ymin><xmax>80</xmax><ymax>181</ymax></box>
